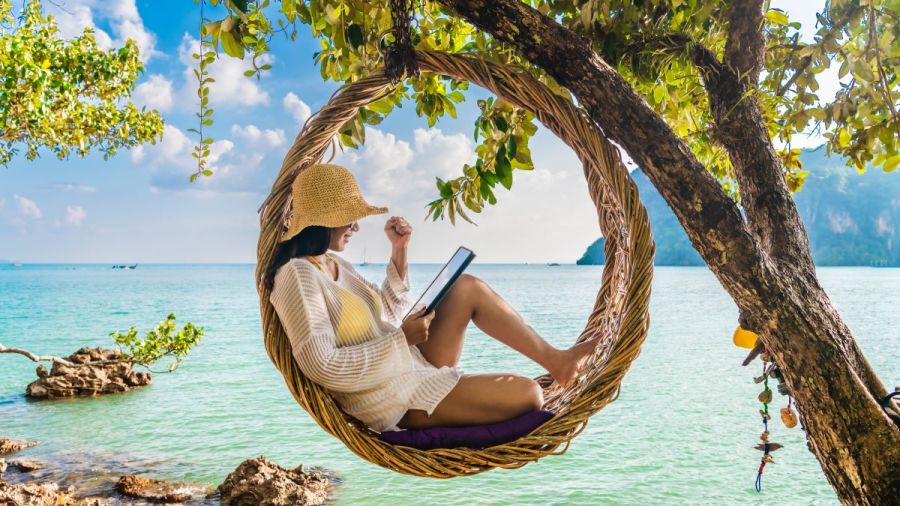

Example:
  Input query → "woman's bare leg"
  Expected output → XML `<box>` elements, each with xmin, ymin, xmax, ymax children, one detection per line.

<box><xmin>397</xmin><ymin>373</ymin><xmax>544</xmax><ymax>429</ymax></box>
<box><xmin>415</xmin><ymin>274</ymin><xmax>597</xmax><ymax>388</ymax></box>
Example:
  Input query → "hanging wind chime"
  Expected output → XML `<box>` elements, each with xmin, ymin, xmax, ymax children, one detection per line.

<box><xmin>733</xmin><ymin>327</ymin><xmax>798</xmax><ymax>492</ymax></box>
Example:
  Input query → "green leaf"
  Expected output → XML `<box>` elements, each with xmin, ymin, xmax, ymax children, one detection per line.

<box><xmin>507</xmin><ymin>136</ymin><xmax>517</xmax><ymax>158</ymax></box>
<box><xmin>220</xmin><ymin>30</ymin><xmax>244</xmax><ymax>59</ymax></box>
<box><xmin>765</xmin><ymin>10</ymin><xmax>789</xmax><ymax>25</ymax></box>
<box><xmin>368</xmin><ymin>99</ymin><xmax>394</xmax><ymax>114</ymax></box>
<box><xmin>439</xmin><ymin>181</ymin><xmax>453</xmax><ymax>199</ymax></box>
<box><xmin>231</xmin><ymin>0</ymin><xmax>250</xmax><ymax>13</ymax></box>
<box><xmin>347</xmin><ymin>24</ymin><xmax>364</xmax><ymax>48</ymax></box>
<box><xmin>653</xmin><ymin>85</ymin><xmax>666</xmax><ymax>104</ymax></box>
<box><xmin>838</xmin><ymin>128</ymin><xmax>851</xmax><ymax>148</ymax></box>
<box><xmin>884</xmin><ymin>154</ymin><xmax>900</xmax><ymax>173</ymax></box>
<box><xmin>852</xmin><ymin>60</ymin><xmax>875</xmax><ymax>82</ymax></box>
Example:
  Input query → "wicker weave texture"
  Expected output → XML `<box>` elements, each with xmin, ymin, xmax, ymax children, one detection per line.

<box><xmin>255</xmin><ymin>50</ymin><xmax>655</xmax><ymax>478</ymax></box>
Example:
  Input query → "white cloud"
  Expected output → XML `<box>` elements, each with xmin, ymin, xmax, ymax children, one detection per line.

<box><xmin>64</xmin><ymin>205</ymin><xmax>87</xmax><ymax>226</ymax></box>
<box><xmin>131</xmin><ymin>124</ymin><xmax>192</xmax><ymax>164</ymax></box>
<box><xmin>131</xmin><ymin>124</ymin><xmax>278</xmax><ymax>194</ymax></box>
<box><xmin>49</xmin><ymin>2</ymin><xmax>114</xmax><ymax>49</ymax></box>
<box><xmin>412</xmin><ymin>129</ymin><xmax>474</xmax><ymax>180</ymax></box>
<box><xmin>134</xmin><ymin>74</ymin><xmax>174</xmax><ymax>112</ymax></box>
<box><xmin>332</xmin><ymin>127</ymin><xmax>598</xmax><ymax>263</ymax></box>
<box><xmin>45</xmin><ymin>0</ymin><xmax>159</xmax><ymax>62</ymax></box>
<box><xmin>338</xmin><ymin>129</ymin><xmax>417</xmax><ymax>200</ymax></box>
<box><xmin>13</xmin><ymin>195</ymin><xmax>42</xmax><ymax>219</ymax></box>
<box><xmin>337</xmin><ymin>127</ymin><xmax>473</xmax><ymax>202</ymax></box>
<box><xmin>52</xmin><ymin>183</ymin><xmax>97</xmax><ymax>193</ymax></box>
<box><xmin>283</xmin><ymin>92</ymin><xmax>312</xmax><ymax>127</ymax></box>
<box><xmin>230</xmin><ymin>124</ymin><xmax>286</xmax><ymax>147</ymax></box>
<box><xmin>177</xmin><ymin>35</ymin><xmax>271</xmax><ymax>109</ymax></box>
<box><xmin>132</xmin><ymin>123</ymin><xmax>233</xmax><ymax>169</ymax></box>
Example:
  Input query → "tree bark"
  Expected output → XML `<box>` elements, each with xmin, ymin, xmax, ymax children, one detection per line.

<box><xmin>439</xmin><ymin>0</ymin><xmax>900</xmax><ymax>502</ymax></box>
<box><xmin>710</xmin><ymin>0</ymin><xmax>816</xmax><ymax>268</ymax></box>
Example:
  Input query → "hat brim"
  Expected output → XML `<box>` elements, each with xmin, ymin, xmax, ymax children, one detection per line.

<box><xmin>280</xmin><ymin>204</ymin><xmax>389</xmax><ymax>243</ymax></box>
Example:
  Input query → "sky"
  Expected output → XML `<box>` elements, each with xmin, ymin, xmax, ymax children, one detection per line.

<box><xmin>1</xmin><ymin>0</ymin><xmax>839</xmax><ymax>264</ymax></box>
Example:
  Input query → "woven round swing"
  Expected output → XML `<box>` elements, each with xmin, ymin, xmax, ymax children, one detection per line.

<box><xmin>255</xmin><ymin>50</ymin><xmax>654</xmax><ymax>479</ymax></box>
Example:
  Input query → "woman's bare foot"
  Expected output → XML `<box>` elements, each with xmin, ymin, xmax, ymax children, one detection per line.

<box><xmin>548</xmin><ymin>338</ymin><xmax>600</xmax><ymax>388</ymax></box>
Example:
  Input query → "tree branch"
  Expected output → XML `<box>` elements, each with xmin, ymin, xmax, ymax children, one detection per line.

<box><xmin>625</xmin><ymin>32</ymin><xmax>726</xmax><ymax>78</ymax></box>
<box><xmin>701</xmin><ymin>1</ymin><xmax>816</xmax><ymax>270</ymax></box>
<box><xmin>724</xmin><ymin>0</ymin><xmax>766</xmax><ymax>84</ymax></box>
<box><xmin>0</xmin><ymin>343</ymin><xmax>73</xmax><ymax>366</ymax></box>
<box><xmin>776</xmin><ymin>55</ymin><xmax>813</xmax><ymax>97</ymax></box>
<box><xmin>440</xmin><ymin>0</ymin><xmax>768</xmax><ymax>302</ymax></box>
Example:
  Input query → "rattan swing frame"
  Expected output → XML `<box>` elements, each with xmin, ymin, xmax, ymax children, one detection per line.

<box><xmin>255</xmin><ymin>50</ymin><xmax>655</xmax><ymax>479</ymax></box>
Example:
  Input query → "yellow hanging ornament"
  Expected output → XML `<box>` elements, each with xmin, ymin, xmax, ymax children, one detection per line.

<box><xmin>781</xmin><ymin>406</ymin><xmax>798</xmax><ymax>429</ymax></box>
<box><xmin>733</xmin><ymin>326</ymin><xmax>759</xmax><ymax>349</ymax></box>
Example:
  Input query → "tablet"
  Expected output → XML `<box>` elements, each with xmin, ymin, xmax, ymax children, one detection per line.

<box><xmin>403</xmin><ymin>246</ymin><xmax>476</xmax><ymax>321</ymax></box>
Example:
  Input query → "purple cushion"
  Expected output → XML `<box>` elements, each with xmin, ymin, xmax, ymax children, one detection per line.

<box><xmin>377</xmin><ymin>410</ymin><xmax>555</xmax><ymax>450</ymax></box>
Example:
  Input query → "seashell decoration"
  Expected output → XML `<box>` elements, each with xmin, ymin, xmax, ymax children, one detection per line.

<box><xmin>755</xmin><ymin>443</ymin><xmax>783</xmax><ymax>452</ymax></box>
<box><xmin>781</xmin><ymin>406</ymin><xmax>798</xmax><ymax>428</ymax></box>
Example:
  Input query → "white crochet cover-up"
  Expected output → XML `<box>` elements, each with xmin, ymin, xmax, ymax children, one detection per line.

<box><xmin>270</xmin><ymin>253</ymin><xmax>462</xmax><ymax>432</ymax></box>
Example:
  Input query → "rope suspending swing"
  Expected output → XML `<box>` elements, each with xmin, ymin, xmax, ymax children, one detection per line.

<box><xmin>255</xmin><ymin>2</ymin><xmax>655</xmax><ymax>479</ymax></box>
<box><xmin>383</xmin><ymin>0</ymin><xmax>420</xmax><ymax>83</ymax></box>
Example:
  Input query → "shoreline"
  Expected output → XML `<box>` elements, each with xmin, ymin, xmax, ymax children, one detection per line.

<box><xmin>1</xmin><ymin>440</ymin><xmax>339</xmax><ymax>505</ymax></box>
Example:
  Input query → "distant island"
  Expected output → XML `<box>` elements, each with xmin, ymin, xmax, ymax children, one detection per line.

<box><xmin>577</xmin><ymin>146</ymin><xmax>899</xmax><ymax>266</ymax></box>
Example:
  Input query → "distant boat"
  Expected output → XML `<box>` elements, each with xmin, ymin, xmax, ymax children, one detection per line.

<box><xmin>12</xmin><ymin>262</ymin><xmax>22</xmax><ymax>267</ymax></box>
<box><xmin>547</xmin><ymin>262</ymin><xmax>560</xmax><ymax>266</ymax></box>
<box><xmin>128</xmin><ymin>264</ymin><xmax>138</xmax><ymax>269</ymax></box>
<box><xmin>359</xmin><ymin>247</ymin><xmax>369</xmax><ymax>266</ymax></box>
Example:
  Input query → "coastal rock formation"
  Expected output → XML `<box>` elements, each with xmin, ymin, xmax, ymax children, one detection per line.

<box><xmin>216</xmin><ymin>456</ymin><xmax>334</xmax><ymax>506</ymax></box>
<box><xmin>0</xmin><ymin>438</ymin><xmax>39</xmax><ymax>455</ymax></box>
<box><xmin>0</xmin><ymin>481</ymin><xmax>108</xmax><ymax>505</ymax></box>
<box><xmin>115</xmin><ymin>474</ymin><xmax>213</xmax><ymax>503</ymax></box>
<box><xmin>8</xmin><ymin>459</ymin><xmax>45</xmax><ymax>472</ymax></box>
<box><xmin>25</xmin><ymin>347</ymin><xmax>151</xmax><ymax>399</ymax></box>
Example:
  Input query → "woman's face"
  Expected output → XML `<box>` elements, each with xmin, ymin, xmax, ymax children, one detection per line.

<box><xmin>328</xmin><ymin>221</ymin><xmax>359</xmax><ymax>251</ymax></box>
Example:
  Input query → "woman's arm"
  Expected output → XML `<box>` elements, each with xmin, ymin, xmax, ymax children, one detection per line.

<box><xmin>269</xmin><ymin>261</ymin><xmax>415</xmax><ymax>392</ymax></box>
<box><xmin>390</xmin><ymin>246</ymin><xmax>408</xmax><ymax>283</ymax></box>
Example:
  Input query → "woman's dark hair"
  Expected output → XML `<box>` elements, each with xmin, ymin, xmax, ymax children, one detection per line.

<box><xmin>264</xmin><ymin>225</ymin><xmax>333</xmax><ymax>291</ymax></box>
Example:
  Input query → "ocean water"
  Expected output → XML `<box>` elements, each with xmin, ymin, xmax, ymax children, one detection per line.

<box><xmin>1</xmin><ymin>263</ymin><xmax>896</xmax><ymax>504</ymax></box>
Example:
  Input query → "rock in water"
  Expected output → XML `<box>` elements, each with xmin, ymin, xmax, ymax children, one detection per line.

<box><xmin>25</xmin><ymin>347</ymin><xmax>151</xmax><ymax>399</ymax></box>
<box><xmin>0</xmin><ymin>481</ymin><xmax>108</xmax><ymax>505</ymax></box>
<box><xmin>217</xmin><ymin>456</ymin><xmax>334</xmax><ymax>506</ymax></box>
<box><xmin>115</xmin><ymin>474</ymin><xmax>212</xmax><ymax>503</ymax></box>
<box><xmin>0</xmin><ymin>438</ymin><xmax>39</xmax><ymax>455</ymax></box>
<box><xmin>8</xmin><ymin>459</ymin><xmax>45</xmax><ymax>472</ymax></box>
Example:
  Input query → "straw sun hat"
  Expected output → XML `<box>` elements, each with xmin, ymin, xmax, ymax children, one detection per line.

<box><xmin>281</xmin><ymin>163</ymin><xmax>388</xmax><ymax>243</ymax></box>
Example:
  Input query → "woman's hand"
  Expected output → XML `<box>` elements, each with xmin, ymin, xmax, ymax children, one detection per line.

<box><xmin>400</xmin><ymin>306</ymin><xmax>434</xmax><ymax>346</ymax></box>
<box><xmin>385</xmin><ymin>216</ymin><xmax>412</xmax><ymax>249</ymax></box>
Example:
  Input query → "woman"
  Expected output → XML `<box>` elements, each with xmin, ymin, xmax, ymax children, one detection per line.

<box><xmin>265</xmin><ymin>163</ymin><xmax>598</xmax><ymax>433</ymax></box>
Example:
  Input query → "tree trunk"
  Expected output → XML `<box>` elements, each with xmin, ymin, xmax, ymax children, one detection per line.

<box><xmin>440</xmin><ymin>0</ymin><xmax>900</xmax><ymax>502</ymax></box>
<box><xmin>740</xmin><ymin>271</ymin><xmax>900</xmax><ymax>501</ymax></box>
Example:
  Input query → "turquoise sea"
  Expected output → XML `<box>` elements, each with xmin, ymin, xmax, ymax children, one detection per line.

<box><xmin>1</xmin><ymin>263</ymin><xmax>896</xmax><ymax>504</ymax></box>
